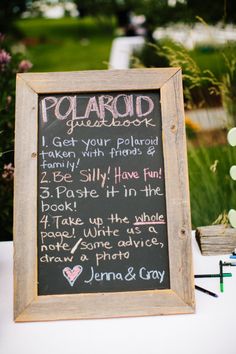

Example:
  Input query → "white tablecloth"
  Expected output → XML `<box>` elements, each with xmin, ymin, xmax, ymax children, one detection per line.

<box><xmin>1</xmin><ymin>235</ymin><xmax>235</xmax><ymax>354</ymax></box>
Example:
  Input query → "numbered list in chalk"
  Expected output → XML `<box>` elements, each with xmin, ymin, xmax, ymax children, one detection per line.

<box><xmin>37</xmin><ymin>91</ymin><xmax>170</xmax><ymax>295</ymax></box>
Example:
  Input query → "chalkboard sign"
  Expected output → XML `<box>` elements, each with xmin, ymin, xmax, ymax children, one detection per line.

<box><xmin>14</xmin><ymin>69</ymin><xmax>195</xmax><ymax>322</ymax></box>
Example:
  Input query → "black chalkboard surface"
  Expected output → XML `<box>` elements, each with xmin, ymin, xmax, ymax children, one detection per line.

<box><xmin>38</xmin><ymin>91</ymin><xmax>170</xmax><ymax>295</ymax></box>
<box><xmin>14</xmin><ymin>69</ymin><xmax>195</xmax><ymax>321</ymax></box>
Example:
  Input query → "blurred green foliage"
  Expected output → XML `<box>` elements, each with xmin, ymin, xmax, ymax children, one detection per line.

<box><xmin>135</xmin><ymin>39</ymin><xmax>236</xmax><ymax>112</ymax></box>
<box><xmin>75</xmin><ymin>0</ymin><xmax>236</xmax><ymax>28</ymax></box>
<box><xmin>0</xmin><ymin>35</ymin><xmax>32</xmax><ymax>240</ymax></box>
<box><xmin>0</xmin><ymin>0</ymin><xmax>29</xmax><ymax>33</ymax></box>
<box><xmin>188</xmin><ymin>144</ymin><xmax>236</xmax><ymax>228</ymax></box>
<box><xmin>1</xmin><ymin>0</ymin><xmax>236</xmax><ymax>37</ymax></box>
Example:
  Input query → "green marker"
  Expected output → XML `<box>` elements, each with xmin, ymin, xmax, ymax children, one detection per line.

<box><xmin>220</xmin><ymin>282</ymin><xmax>224</xmax><ymax>292</ymax></box>
<box><xmin>220</xmin><ymin>260</ymin><xmax>224</xmax><ymax>293</ymax></box>
<box><xmin>194</xmin><ymin>273</ymin><xmax>232</xmax><ymax>278</ymax></box>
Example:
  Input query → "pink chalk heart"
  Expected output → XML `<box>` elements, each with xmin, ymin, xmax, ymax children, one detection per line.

<box><xmin>62</xmin><ymin>265</ymin><xmax>83</xmax><ymax>286</ymax></box>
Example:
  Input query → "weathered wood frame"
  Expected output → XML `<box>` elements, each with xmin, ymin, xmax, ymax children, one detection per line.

<box><xmin>14</xmin><ymin>68</ymin><xmax>195</xmax><ymax>322</ymax></box>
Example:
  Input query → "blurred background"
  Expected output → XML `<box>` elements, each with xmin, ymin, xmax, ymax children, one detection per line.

<box><xmin>1</xmin><ymin>0</ymin><xmax>236</xmax><ymax>240</ymax></box>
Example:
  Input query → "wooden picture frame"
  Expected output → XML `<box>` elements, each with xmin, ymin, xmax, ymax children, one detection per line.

<box><xmin>14</xmin><ymin>68</ymin><xmax>195</xmax><ymax>322</ymax></box>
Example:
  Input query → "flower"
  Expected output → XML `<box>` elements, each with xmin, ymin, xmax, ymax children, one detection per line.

<box><xmin>18</xmin><ymin>59</ymin><xmax>33</xmax><ymax>73</ymax></box>
<box><xmin>185</xmin><ymin>116</ymin><xmax>201</xmax><ymax>139</ymax></box>
<box><xmin>185</xmin><ymin>116</ymin><xmax>201</xmax><ymax>132</ymax></box>
<box><xmin>0</xmin><ymin>49</ymin><xmax>11</xmax><ymax>70</ymax></box>
<box><xmin>2</xmin><ymin>163</ymin><xmax>14</xmax><ymax>181</ymax></box>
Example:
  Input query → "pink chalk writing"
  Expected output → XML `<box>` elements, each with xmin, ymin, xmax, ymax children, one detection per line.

<box><xmin>62</xmin><ymin>265</ymin><xmax>83</xmax><ymax>286</ymax></box>
<box><xmin>133</xmin><ymin>221</ymin><xmax>166</xmax><ymax>226</ymax></box>
<box><xmin>41</xmin><ymin>94</ymin><xmax>154</xmax><ymax>123</ymax></box>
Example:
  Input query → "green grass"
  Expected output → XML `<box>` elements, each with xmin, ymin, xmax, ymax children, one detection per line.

<box><xmin>188</xmin><ymin>144</ymin><xmax>236</xmax><ymax>228</ymax></box>
<box><xmin>190</xmin><ymin>44</ymin><xmax>236</xmax><ymax>80</ymax></box>
<box><xmin>15</xmin><ymin>17</ymin><xmax>115</xmax><ymax>71</ymax></box>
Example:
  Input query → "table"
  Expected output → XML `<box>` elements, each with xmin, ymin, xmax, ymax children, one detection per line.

<box><xmin>1</xmin><ymin>235</ymin><xmax>235</xmax><ymax>354</ymax></box>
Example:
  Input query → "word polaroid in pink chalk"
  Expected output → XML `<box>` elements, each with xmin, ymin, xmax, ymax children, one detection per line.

<box><xmin>63</xmin><ymin>265</ymin><xmax>83</xmax><ymax>286</ymax></box>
